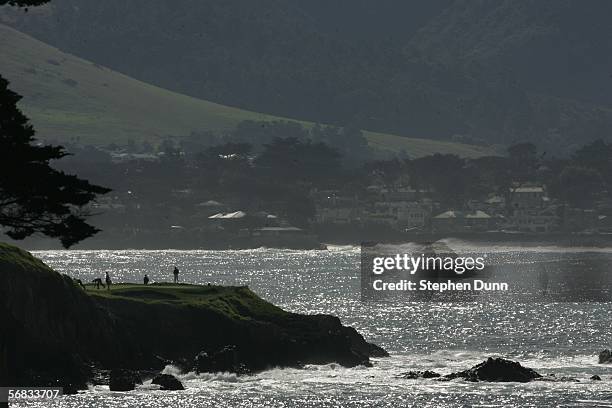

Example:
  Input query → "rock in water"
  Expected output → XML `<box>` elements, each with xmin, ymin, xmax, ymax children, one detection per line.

<box><xmin>399</xmin><ymin>370</ymin><xmax>441</xmax><ymax>379</ymax></box>
<box><xmin>109</xmin><ymin>369</ymin><xmax>141</xmax><ymax>391</ymax></box>
<box><xmin>61</xmin><ymin>383</ymin><xmax>79</xmax><ymax>395</ymax></box>
<box><xmin>590</xmin><ymin>375</ymin><xmax>602</xmax><ymax>381</ymax></box>
<box><xmin>422</xmin><ymin>370</ymin><xmax>441</xmax><ymax>378</ymax></box>
<box><xmin>445</xmin><ymin>357</ymin><xmax>541</xmax><ymax>382</ymax></box>
<box><xmin>598</xmin><ymin>349</ymin><xmax>612</xmax><ymax>364</ymax></box>
<box><xmin>152</xmin><ymin>374</ymin><xmax>184</xmax><ymax>390</ymax></box>
<box><xmin>368</xmin><ymin>343</ymin><xmax>390</xmax><ymax>358</ymax></box>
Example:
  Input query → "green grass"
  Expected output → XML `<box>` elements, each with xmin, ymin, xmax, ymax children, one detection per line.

<box><xmin>86</xmin><ymin>283</ymin><xmax>288</xmax><ymax>320</ymax></box>
<box><xmin>0</xmin><ymin>242</ymin><xmax>55</xmax><ymax>275</ymax></box>
<box><xmin>0</xmin><ymin>240</ymin><xmax>285</xmax><ymax>320</ymax></box>
<box><xmin>366</xmin><ymin>131</ymin><xmax>496</xmax><ymax>158</ymax></box>
<box><xmin>0</xmin><ymin>23</ymin><xmax>496</xmax><ymax>158</ymax></box>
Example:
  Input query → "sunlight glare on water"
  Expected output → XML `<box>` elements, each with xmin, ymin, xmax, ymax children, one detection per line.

<box><xmin>18</xmin><ymin>243</ymin><xmax>612</xmax><ymax>407</ymax></box>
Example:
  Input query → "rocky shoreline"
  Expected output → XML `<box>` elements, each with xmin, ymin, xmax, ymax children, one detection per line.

<box><xmin>0</xmin><ymin>243</ymin><xmax>387</xmax><ymax>392</ymax></box>
<box><xmin>2</xmin><ymin>242</ymin><xmax>610</xmax><ymax>397</ymax></box>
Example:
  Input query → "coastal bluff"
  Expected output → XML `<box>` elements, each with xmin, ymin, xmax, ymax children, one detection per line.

<box><xmin>0</xmin><ymin>243</ymin><xmax>387</xmax><ymax>391</ymax></box>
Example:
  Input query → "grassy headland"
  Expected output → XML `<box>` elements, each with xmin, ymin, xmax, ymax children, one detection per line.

<box><xmin>86</xmin><ymin>283</ymin><xmax>288</xmax><ymax>321</ymax></box>
<box><xmin>0</xmin><ymin>243</ymin><xmax>386</xmax><ymax>390</ymax></box>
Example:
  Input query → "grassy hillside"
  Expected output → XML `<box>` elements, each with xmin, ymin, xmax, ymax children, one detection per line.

<box><xmin>0</xmin><ymin>23</ymin><xmax>494</xmax><ymax>158</ymax></box>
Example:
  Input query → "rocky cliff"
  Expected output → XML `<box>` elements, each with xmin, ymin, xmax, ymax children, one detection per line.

<box><xmin>0</xmin><ymin>243</ymin><xmax>386</xmax><ymax>390</ymax></box>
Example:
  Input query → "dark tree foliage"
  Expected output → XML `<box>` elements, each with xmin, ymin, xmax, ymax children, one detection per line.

<box><xmin>410</xmin><ymin>154</ymin><xmax>469</xmax><ymax>207</ymax></box>
<box><xmin>0</xmin><ymin>76</ymin><xmax>110</xmax><ymax>247</ymax></box>
<box><xmin>572</xmin><ymin>139</ymin><xmax>612</xmax><ymax>187</ymax></box>
<box><xmin>507</xmin><ymin>143</ymin><xmax>537</xmax><ymax>162</ymax></box>
<box><xmin>364</xmin><ymin>159</ymin><xmax>406</xmax><ymax>188</ymax></box>
<box><xmin>255</xmin><ymin>137</ymin><xmax>341</xmax><ymax>184</ymax></box>
<box><xmin>556</xmin><ymin>166</ymin><xmax>603</xmax><ymax>209</ymax></box>
<box><xmin>0</xmin><ymin>0</ymin><xmax>48</xmax><ymax>6</ymax></box>
<box><xmin>506</xmin><ymin>142</ymin><xmax>539</xmax><ymax>183</ymax></box>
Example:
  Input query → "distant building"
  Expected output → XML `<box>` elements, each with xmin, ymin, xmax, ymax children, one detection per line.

<box><xmin>599</xmin><ymin>215</ymin><xmax>612</xmax><ymax>232</ymax></box>
<box><xmin>195</xmin><ymin>200</ymin><xmax>227</xmax><ymax>217</ymax></box>
<box><xmin>208</xmin><ymin>211</ymin><xmax>247</xmax><ymax>220</ymax></box>
<box><xmin>509</xmin><ymin>186</ymin><xmax>546</xmax><ymax>210</ymax></box>
<box><xmin>315</xmin><ymin>207</ymin><xmax>358</xmax><ymax>224</ymax></box>
<box><xmin>363</xmin><ymin>207</ymin><xmax>397</xmax><ymax>227</ymax></box>
<box><xmin>363</xmin><ymin>201</ymin><xmax>430</xmax><ymax>229</ymax></box>
<box><xmin>465</xmin><ymin>210</ymin><xmax>493</xmax><ymax>231</ymax></box>
<box><xmin>390</xmin><ymin>201</ymin><xmax>430</xmax><ymax>229</ymax></box>
<box><xmin>511</xmin><ymin>206</ymin><xmax>559</xmax><ymax>233</ymax></box>
<box><xmin>506</xmin><ymin>185</ymin><xmax>559</xmax><ymax>232</ymax></box>
<box><xmin>432</xmin><ymin>210</ymin><xmax>493</xmax><ymax>232</ymax></box>
<box><xmin>379</xmin><ymin>187</ymin><xmax>432</xmax><ymax>202</ymax></box>
<box><xmin>484</xmin><ymin>195</ymin><xmax>505</xmax><ymax>214</ymax></box>
<box><xmin>197</xmin><ymin>200</ymin><xmax>225</xmax><ymax>208</ymax></box>
<box><xmin>207</xmin><ymin>210</ymin><xmax>249</xmax><ymax>231</ymax></box>
<box><xmin>312</xmin><ymin>189</ymin><xmax>363</xmax><ymax>225</ymax></box>
<box><xmin>431</xmin><ymin>210</ymin><xmax>464</xmax><ymax>232</ymax></box>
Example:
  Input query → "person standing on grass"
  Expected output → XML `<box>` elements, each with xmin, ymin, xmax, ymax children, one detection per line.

<box><xmin>173</xmin><ymin>266</ymin><xmax>179</xmax><ymax>284</ymax></box>
<box><xmin>144</xmin><ymin>274</ymin><xmax>150</xmax><ymax>285</ymax></box>
<box><xmin>105</xmin><ymin>272</ymin><xmax>112</xmax><ymax>291</ymax></box>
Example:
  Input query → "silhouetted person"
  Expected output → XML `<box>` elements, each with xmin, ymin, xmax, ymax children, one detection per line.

<box><xmin>92</xmin><ymin>278</ymin><xmax>105</xmax><ymax>290</ymax></box>
<box><xmin>144</xmin><ymin>274</ymin><xmax>150</xmax><ymax>285</ymax></box>
<box><xmin>74</xmin><ymin>278</ymin><xmax>86</xmax><ymax>290</ymax></box>
<box><xmin>105</xmin><ymin>272</ymin><xmax>112</xmax><ymax>291</ymax></box>
<box><xmin>173</xmin><ymin>266</ymin><xmax>179</xmax><ymax>283</ymax></box>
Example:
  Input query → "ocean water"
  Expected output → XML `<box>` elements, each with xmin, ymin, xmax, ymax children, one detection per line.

<box><xmin>13</xmin><ymin>240</ymin><xmax>612</xmax><ymax>407</ymax></box>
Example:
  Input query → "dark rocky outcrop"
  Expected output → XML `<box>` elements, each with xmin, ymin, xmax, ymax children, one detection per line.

<box><xmin>591</xmin><ymin>375</ymin><xmax>602</xmax><ymax>381</ymax></box>
<box><xmin>195</xmin><ymin>346</ymin><xmax>249</xmax><ymax>374</ymax></box>
<box><xmin>109</xmin><ymin>369</ymin><xmax>141</xmax><ymax>391</ymax></box>
<box><xmin>0</xmin><ymin>243</ymin><xmax>127</xmax><ymax>389</ymax></box>
<box><xmin>0</xmin><ymin>243</ymin><xmax>387</xmax><ymax>389</ymax></box>
<box><xmin>190</xmin><ymin>313</ymin><xmax>387</xmax><ymax>375</ymax></box>
<box><xmin>445</xmin><ymin>357</ymin><xmax>541</xmax><ymax>382</ymax></box>
<box><xmin>399</xmin><ymin>370</ymin><xmax>441</xmax><ymax>379</ymax></box>
<box><xmin>91</xmin><ymin>369</ymin><xmax>111</xmax><ymax>386</ymax></box>
<box><xmin>151</xmin><ymin>374</ymin><xmax>184</xmax><ymax>390</ymax></box>
<box><xmin>598</xmin><ymin>349</ymin><xmax>612</xmax><ymax>364</ymax></box>
<box><xmin>94</xmin><ymin>292</ymin><xmax>388</xmax><ymax>375</ymax></box>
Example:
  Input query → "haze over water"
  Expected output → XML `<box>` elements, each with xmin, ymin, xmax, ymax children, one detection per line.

<box><xmin>15</xmin><ymin>240</ymin><xmax>612</xmax><ymax>407</ymax></box>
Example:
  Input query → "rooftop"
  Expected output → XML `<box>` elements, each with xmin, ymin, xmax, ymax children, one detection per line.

<box><xmin>511</xmin><ymin>187</ymin><xmax>544</xmax><ymax>193</ymax></box>
<box><xmin>434</xmin><ymin>210</ymin><xmax>459</xmax><ymax>219</ymax></box>
<box><xmin>208</xmin><ymin>211</ymin><xmax>247</xmax><ymax>219</ymax></box>
<box><xmin>466</xmin><ymin>210</ymin><xmax>491</xmax><ymax>219</ymax></box>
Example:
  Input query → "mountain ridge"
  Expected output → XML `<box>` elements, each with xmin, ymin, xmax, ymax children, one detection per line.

<box><xmin>3</xmin><ymin>0</ymin><xmax>612</xmax><ymax>153</ymax></box>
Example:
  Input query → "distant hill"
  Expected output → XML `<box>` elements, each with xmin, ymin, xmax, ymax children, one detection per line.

<box><xmin>409</xmin><ymin>0</ymin><xmax>612</xmax><ymax>107</ymax></box>
<box><xmin>0</xmin><ymin>24</ymin><xmax>494</xmax><ymax>158</ymax></box>
<box><xmin>2</xmin><ymin>0</ymin><xmax>612</xmax><ymax>154</ymax></box>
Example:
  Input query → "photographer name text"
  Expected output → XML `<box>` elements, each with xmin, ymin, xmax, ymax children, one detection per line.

<box><xmin>372</xmin><ymin>279</ymin><xmax>508</xmax><ymax>292</ymax></box>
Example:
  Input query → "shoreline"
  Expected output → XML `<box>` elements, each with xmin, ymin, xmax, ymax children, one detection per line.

<box><xmin>9</xmin><ymin>231</ymin><xmax>612</xmax><ymax>251</ymax></box>
<box><xmin>4</xmin><ymin>242</ymin><xmax>612</xmax><ymax>407</ymax></box>
<box><xmin>0</xmin><ymin>243</ymin><xmax>387</xmax><ymax>393</ymax></box>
